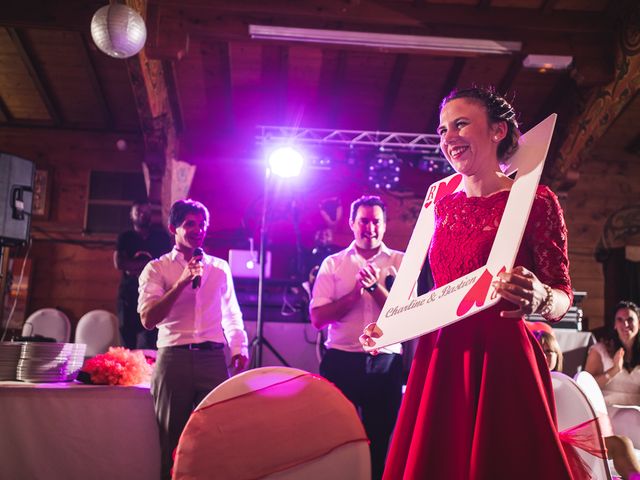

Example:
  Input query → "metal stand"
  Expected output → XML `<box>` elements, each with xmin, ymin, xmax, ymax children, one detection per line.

<box><xmin>249</xmin><ymin>168</ymin><xmax>290</xmax><ymax>368</ymax></box>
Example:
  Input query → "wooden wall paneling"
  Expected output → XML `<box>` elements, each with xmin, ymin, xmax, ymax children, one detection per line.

<box><xmin>28</xmin><ymin>241</ymin><xmax>119</xmax><ymax>329</ymax></box>
<box><xmin>0</xmin><ymin>127</ymin><xmax>144</xmax><ymax>324</ymax></box>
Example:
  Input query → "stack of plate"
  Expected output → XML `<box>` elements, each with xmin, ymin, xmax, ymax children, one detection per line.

<box><xmin>0</xmin><ymin>342</ymin><xmax>23</xmax><ymax>380</ymax></box>
<box><xmin>16</xmin><ymin>342</ymin><xmax>86</xmax><ymax>383</ymax></box>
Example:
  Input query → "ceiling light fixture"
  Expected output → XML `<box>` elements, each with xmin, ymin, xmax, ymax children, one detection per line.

<box><xmin>522</xmin><ymin>54</ymin><xmax>573</xmax><ymax>71</ymax></box>
<box><xmin>249</xmin><ymin>25</ymin><xmax>521</xmax><ymax>55</ymax></box>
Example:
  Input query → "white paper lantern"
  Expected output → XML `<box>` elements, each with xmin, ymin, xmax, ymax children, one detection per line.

<box><xmin>90</xmin><ymin>4</ymin><xmax>147</xmax><ymax>59</ymax></box>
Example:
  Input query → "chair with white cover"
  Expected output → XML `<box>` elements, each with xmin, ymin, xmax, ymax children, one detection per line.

<box><xmin>22</xmin><ymin>308</ymin><xmax>71</xmax><ymax>343</ymax></box>
<box><xmin>551</xmin><ymin>371</ymin><xmax>612</xmax><ymax>480</ymax></box>
<box><xmin>574</xmin><ymin>371</ymin><xmax>612</xmax><ymax>431</ymax></box>
<box><xmin>75</xmin><ymin>310</ymin><xmax>121</xmax><ymax>357</ymax></box>
<box><xmin>575</xmin><ymin>371</ymin><xmax>640</xmax><ymax>479</ymax></box>
<box><xmin>173</xmin><ymin>366</ymin><xmax>371</xmax><ymax>480</ymax></box>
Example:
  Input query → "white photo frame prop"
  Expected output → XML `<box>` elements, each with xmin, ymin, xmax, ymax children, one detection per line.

<box><xmin>365</xmin><ymin>114</ymin><xmax>557</xmax><ymax>351</ymax></box>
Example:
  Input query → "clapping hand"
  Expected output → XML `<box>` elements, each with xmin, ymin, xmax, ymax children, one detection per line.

<box><xmin>358</xmin><ymin>263</ymin><xmax>380</xmax><ymax>290</ymax></box>
<box><xmin>612</xmin><ymin>347</ymin><xmax>625</xmax><ymax>373</ymax></box>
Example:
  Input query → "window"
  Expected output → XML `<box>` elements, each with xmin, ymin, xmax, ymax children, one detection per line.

<box><xmin>84</xmin><ymin>171</ymin><xmax>146</xmax><ymax>234</ymax></box>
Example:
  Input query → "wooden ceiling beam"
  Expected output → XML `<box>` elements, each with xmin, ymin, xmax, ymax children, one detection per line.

<box><xmin>148</xmin><ymin>1</ymin><xmax>612</xmax><ymax>35</ymax></box>
<box><xmin>145</xmin><ymin>2</ymin><xmax>614</xmax><ymax>88</ymax></box>
<box><xmin>0</xmin><ymin>121</ymin><xmax>138</xmax><ymax>134</ymax></box>
<box><xmin>497</xmin><ymin>55</ymin><xmax>523</xmax><ymax>96</ymax></box>
<box><xmin>427</xmin><ymin>56</ymin><xmax>466</xmax><ymax>133</ymax></box>
<box><xmin>0</xmin><ymin>0</ymin><xmax>102</xmax><ymax>30</ymax></box>
<box><xmin>145</xmin><ymin>1</ymin><xmax>189</xmax><ymax>60</ymax></box>
<box><xmin>320</xmin><ymin>50</ymin><xmax>348</xmax><ymax>127</ymax></box>
<box><xmin>217</xmin><ymin>43</ymin><xmax>234</xmax><ymax>134</ymax></box>
<box><xmin>7</xmin><ymin>27</ymin><xmax>62</xmax><ymax>125</ymax></box>
<box><xmin>549</xmin><ymin>1</ymin><xmax>640</xmax><ymax>192</ymax></box>
<box><xmin>78</xmin><ymin>33</ymin><xmax>115</xmax><ymax>130</ymax></box>
<box><xmin>541</xmin><ymin>0</ymin><xmax>559</xmax><ymax>15</ymax></box>
<box><xmin>379</xmin><ymin>54</ymin><xmax>408</xmax><ymax>131</ymax></box>
<box><xmin>0</xmin><ymin>96</ymin><xmax>11</xmax><ymax>122</ymax></box>
<box><xmin>261</xmin><ymin>45</ymin><xmax>289</xmax><ymax>126</ymax></box>
<box><xmin>161</xmin><ymin>59</ymin><xmax>184</xmax><ymax>134</ymax></box>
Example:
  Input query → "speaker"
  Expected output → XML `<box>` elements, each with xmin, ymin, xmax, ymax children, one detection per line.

<box><xmin>0</xmin><ymin>153</ymin><xmax>35</xmax><ymax>246</ymax></box>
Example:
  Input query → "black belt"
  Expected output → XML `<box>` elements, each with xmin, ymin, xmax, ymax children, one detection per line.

<box><xmin>172</xmin><ymin>341</ymin><xmax>225</xmax><ymax>350</ymax></box>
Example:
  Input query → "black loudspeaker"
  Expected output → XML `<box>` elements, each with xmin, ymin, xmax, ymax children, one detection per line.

<box><xmin>0</xmin><ymin>153</ymin><xmax>35</xmax><ymax>246</ymax></box>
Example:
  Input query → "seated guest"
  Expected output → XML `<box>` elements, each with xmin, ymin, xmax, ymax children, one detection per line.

<box><xmin>585</xmin><ymin>300</ymin><xmax>640</xmax><ymax>447</ymax></box>
<box><xmin>533</xmin><ymin>330</ymin><xmax>640</xmax><ymax>480</ymax></box>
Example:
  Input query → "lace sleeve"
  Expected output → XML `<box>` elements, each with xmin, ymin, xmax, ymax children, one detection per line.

<box><xmin>526</xmin><ymin>186</ymin><xmax>573</xmax><ymax>306</ymax></box>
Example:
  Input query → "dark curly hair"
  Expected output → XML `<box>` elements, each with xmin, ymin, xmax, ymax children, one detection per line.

<box><xmin>440</xmin><ymin>87</ymin><xmax>521</xmax><ymax>162</ymax></box>
<box><xmin>607</xmin><ymin>300</ymin><xmax>640</xmax><ymax>371</ymax></box>
<box><xmin>168</xmin><ymin>199</ymin><xmax>210</xmax><ymax>229</ymax></box>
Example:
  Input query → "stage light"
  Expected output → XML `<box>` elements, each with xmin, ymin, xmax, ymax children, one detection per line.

<box><xmin>268</xmin><ymin>147</ymin><xmax>304</xmax><ymax>178</ymax></box>
<box><xmin>368</xmin><ymin>153</ymin><xmax>401</xmax><ymax>190</ymax></box>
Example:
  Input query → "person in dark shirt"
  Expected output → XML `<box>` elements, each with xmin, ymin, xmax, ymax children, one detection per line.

<box><xmin>114</xmin><ymin>202</ymin><xmax>172</xmax><ymax>349</ymax></box>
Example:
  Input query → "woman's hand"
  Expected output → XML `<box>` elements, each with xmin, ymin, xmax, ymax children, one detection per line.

<box><xmin>492</xmin><ymin>266</ymin><xmax>549</xmax><ymax>318</ymax></box>
<box><xmin>359</xmin><ymin>322</ymin><xmax>383</xmax><ymax>355</ymax></box>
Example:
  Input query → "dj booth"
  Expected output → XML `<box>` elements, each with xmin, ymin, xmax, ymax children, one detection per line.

<box><xmin>233</xmin><ymin>277</ymin><xmax>309</xmax><ymax>324</ymax></box>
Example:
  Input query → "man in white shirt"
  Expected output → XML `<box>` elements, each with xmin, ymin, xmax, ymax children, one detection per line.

<box><xmin>138</xmin><ymin>199</ymin><xmax>249</xmax><ymax>479</ymax></box>
<box><xmin>310</xmin><ymin>195</ymin><xmax>404</xmax><ymax>480</ymax></box>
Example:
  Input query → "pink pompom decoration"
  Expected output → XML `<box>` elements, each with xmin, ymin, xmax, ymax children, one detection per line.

<box><xmin>81</xmin><ymin>347</ymin><xmax>153</xmax><ymax>386</ymax></box>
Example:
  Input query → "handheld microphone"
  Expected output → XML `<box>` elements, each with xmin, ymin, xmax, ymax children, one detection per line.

<box><xmin>192</xmin><ymin>247</ymin><xmax>203</xmax><ymax>289</ymax></box>
<box><xmin>385</xmin><ymin>266</ymin><xmax>398</xmax><ymax>291</ymax></box>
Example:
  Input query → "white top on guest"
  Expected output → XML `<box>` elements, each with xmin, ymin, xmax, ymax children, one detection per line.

<box><xmin>311</xmin><ymin>240</ymin><xmax>403</xmax><ymax>354</ymax></box>
<box><xmin>590</xmin><ymin>342</ymin><xmax>640</xmax><ymax>406</ymax></box>
<box><xmin>138</xmin><ymin>247</ymin><xmax>248</xmax><ymax>357</ymax></box>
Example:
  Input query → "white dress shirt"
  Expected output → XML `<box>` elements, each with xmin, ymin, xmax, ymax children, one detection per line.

<box><xmin>311</xmin><ymin>241</ymin><xmax>403</xmax><ymax>354</ymax></box>
<box><xmin>138</xmin><ymin>248</ymin><xmax>248</xmax><ymax>356</ymax></box>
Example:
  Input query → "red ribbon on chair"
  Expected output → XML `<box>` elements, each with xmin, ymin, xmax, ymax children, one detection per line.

<box><xmin>559</xmin><ymin>417</ymin><xmax>608</xmax><ymax>480</ymax></box>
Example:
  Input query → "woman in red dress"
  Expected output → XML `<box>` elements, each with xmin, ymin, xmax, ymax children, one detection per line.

<box><xmin>363</xmin><ymin>87</ymin><xmax>584</xmax><ymax>479</ymax></box>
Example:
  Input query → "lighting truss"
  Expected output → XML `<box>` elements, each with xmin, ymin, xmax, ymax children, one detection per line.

<box><xmin>257</xmin><ymin>126</ymin><xmax>442</xmax><ymax>155</ymax></box>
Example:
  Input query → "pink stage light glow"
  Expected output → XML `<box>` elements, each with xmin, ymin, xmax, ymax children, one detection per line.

<box><xmin>268</xmin><ymin>147</ymin><xmax>304</xmax><ymax>178</ymax></box>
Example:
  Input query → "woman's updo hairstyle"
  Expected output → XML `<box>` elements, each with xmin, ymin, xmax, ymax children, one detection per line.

<box><xmin>440</xmin><ymin>87</ymin><xmax>521</xmax><ymax>162</ymax></box>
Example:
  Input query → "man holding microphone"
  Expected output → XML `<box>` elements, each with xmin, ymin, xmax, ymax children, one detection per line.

<box><xmin>138</xmin><ymin>199</ymin><xmax>249</xmax><ymax>479</ymax></box>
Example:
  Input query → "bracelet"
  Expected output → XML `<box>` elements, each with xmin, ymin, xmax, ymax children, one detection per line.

<box><xmin>364</xmin><ymin>282</ymin><xmax>378</xmax><ymax>293</ymax></box>
<box><xmin>537</xmin><ymin>284</ymin><xmax>554</xmax><ymax>317</ymax></box>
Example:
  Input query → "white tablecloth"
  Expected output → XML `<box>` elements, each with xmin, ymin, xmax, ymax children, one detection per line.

<box><xmin>0</xmin><ymin>381</ymin><xmax>160</xmax><ymax>480</ymax></box>
<box><xmin>552</xmin><ymin>329</ymin><xmax>595</xmax><ymax>377</ymax></box>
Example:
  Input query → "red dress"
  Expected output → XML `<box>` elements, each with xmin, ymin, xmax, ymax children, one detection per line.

<box><xmin>384</xmin><ymin>186</ymin><xmax>579</xmax><ymax>480</ymax></box>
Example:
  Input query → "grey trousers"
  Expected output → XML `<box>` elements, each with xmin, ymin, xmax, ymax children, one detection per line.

<box><xmin>151</xmin><ymin>347</ymin><xmax>229</xmax><ymax>480</ymax></box>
